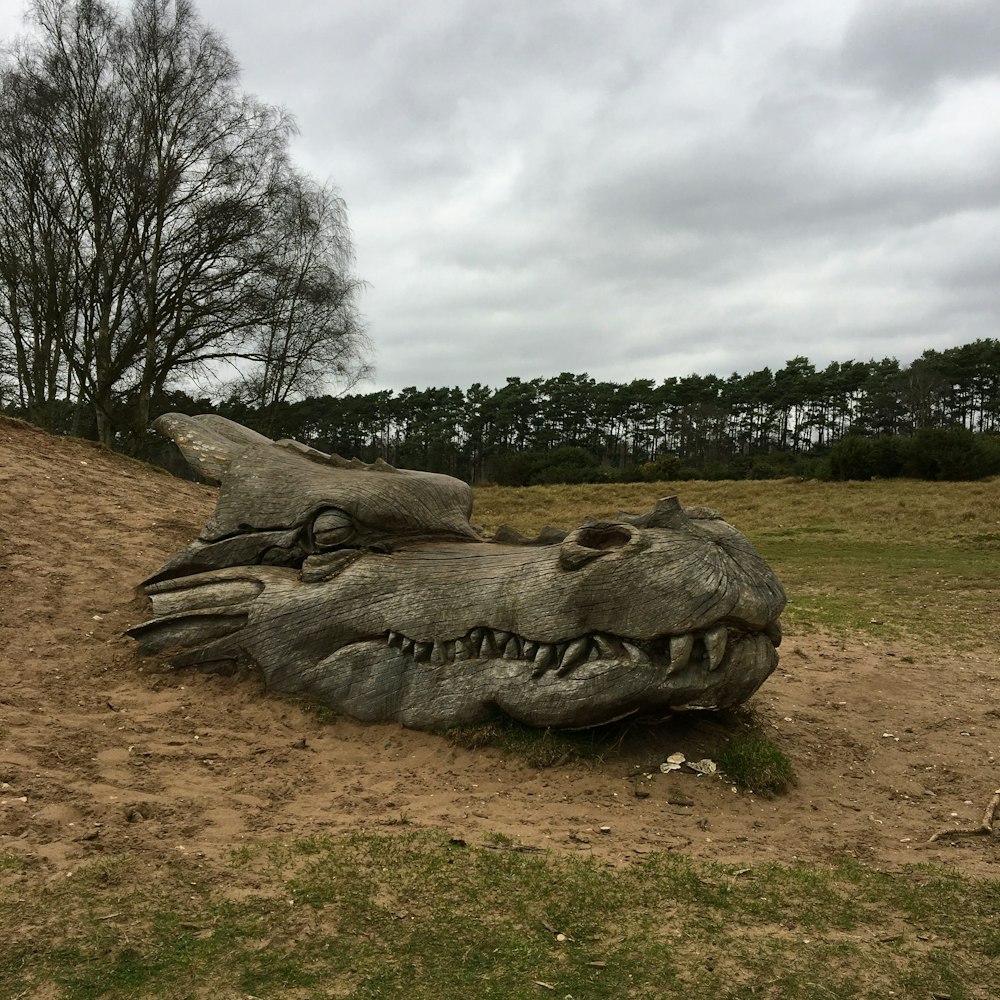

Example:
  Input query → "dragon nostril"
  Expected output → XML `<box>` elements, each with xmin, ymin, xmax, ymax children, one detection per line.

<box><xmin>575</xmin><ymin>525</ymin><xmax>632</xmax><ymax>551</ymax></box>
<box><xmin>559</xmin><ymin>523</ymin><xmax>635</xmax><ymax>570</ymax></box>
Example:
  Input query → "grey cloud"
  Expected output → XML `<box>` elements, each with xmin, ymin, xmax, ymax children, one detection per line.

<box><xmin>840</xmin><ymin>0</ymin><xmax>1000</xmax><ymax>96</ymax></box>
<box><xmin>2</xmin><ymin>0</ymin><xmax>998</xmax><ymax>396</ymax></box>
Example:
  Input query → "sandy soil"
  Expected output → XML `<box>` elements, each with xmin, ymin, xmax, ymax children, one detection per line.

<box><xmin>1</xmin><ymin>415</ymin><xmax>997</xmax><ymax>882</ymax></box>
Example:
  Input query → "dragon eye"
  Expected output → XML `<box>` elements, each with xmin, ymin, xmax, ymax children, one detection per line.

<box><xmin>312</xmin><ymin>508</ymin><xmax>356</xmax><ymax>549</ymax></box>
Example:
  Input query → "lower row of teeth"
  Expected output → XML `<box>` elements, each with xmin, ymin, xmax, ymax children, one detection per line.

<box><xmin>385</xmin><ymin>625</ymin><xmax>731</xmax><ymax>674</ymax></box>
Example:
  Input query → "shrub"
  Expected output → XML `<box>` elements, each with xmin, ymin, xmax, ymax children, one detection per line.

<box><xmin>487</xmin><ymin>447</ymin><xmax>604</xmax><ymax>486</ymax></box>
<box><xmin>830</xmin><ymin>427</ymin><xmax>1000</xmax><ymax>482</ymax></box>
<box><xmin>633</xmin><ymin>454</ymin><xmax>683</xmax><ymax>481</ymax></box>
<box><xmin>829</xmin><ymin>434</ymin><xmax>884</xmax><ymax>480</ymax></box>
<box><xmin>904</xmin><ymin>426</ymin><xmax>1000</xmax><ymax>481</ymax></box>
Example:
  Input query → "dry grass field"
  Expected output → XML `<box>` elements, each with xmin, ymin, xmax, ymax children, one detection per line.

<box><xmin>1</xmin><ymin>416</ymin><xmax>998</xmax><ymax>999</ymax></box>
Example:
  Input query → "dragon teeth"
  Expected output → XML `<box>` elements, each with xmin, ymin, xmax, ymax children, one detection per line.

<box><xmin>502</xmin><ymin>635</ymin><xmax>522</xmax><ymax>659</ymax></box>
<box><xmin>388</xmin><ymin>624</ymin><xmax>735</xmax><ymax>673</ymax></box>
<box><xmin>703</xmin><ymin>625</ymin><xmax>727</xmax><ymax>671</ymax></box>
<box><xmin>622</xmin><ymin>641</ymin><xmax>650</xmax><ymax>667</ymax></box>
<box><xmin>668</xmin><ymin>633</ymin><xmax>694</xmax><ymax>673</ymax></box>
<box><xmin>593</xmin><ymin>634</ymin><xmax>624</xmax><ymax>659</ymax></box>
<box><xmin>531</xmin><ymin>643</ymin><xmax>557</xmax><ymax>677</ymax></box>
<box><xmin>468</xmin><ymin>628</ymin><xmax>484</xmax><ymax>656</ymax></box>
<box><xmin>479</xmin><ymin>630</ymin><xmax>499</xmax><ymax>658</ymax></box>
<box><xmin>431</xmin><ymin>639</ymin><xmax>455</xmax><ymax>664</ymax></box>
<box><xmin>558</xmin><ymin>636</ymin><xmax>591</xmax><ymax>674</ymax></box>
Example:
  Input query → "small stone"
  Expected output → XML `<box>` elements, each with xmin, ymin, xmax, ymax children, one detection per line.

<box><xmin>688</xmin><ymin>759</ymin><xmax>718</xmax><ymax>776</ymax></box>
<box><xmin>599</xmin><ymin>825</ymin><xmax>611</xmax><ymax>834</ymax></box>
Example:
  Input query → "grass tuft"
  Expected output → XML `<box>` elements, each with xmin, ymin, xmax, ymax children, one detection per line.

<box><xmin>0</xmin><ymin>853</ymin><xmax>28</xmax><ymax>874</ymax></box>
<box><xmin>445</xmin><ymin>716</ymin><xmax>620</xmax><ymax>768</ymax></box>
<box><xmin>296</xmin><ymin>698</ymin><xmax>339</xmax><ymax>725</ymax></box>
<box><xmin>716</xmin><ymin>732</ymin><xmax>796</xmax><ymax>795</ymax></box>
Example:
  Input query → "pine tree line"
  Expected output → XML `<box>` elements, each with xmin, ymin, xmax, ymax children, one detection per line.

<box><xmin>155</xmin><ymin>338</ymin><xmax>999</xmax><ymax>483</ymax></box>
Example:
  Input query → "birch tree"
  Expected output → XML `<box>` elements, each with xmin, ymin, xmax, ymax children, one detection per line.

<box><xmin>0</xmin><ymin>0</ymin><xmax>367</xmax><ymax>448</ymax></box>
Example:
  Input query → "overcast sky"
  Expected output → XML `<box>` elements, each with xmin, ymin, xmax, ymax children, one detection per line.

<box><xmin>3</xmin><ymin>0</ymin><xmax>998</xmax><ymax>393</ymax></box>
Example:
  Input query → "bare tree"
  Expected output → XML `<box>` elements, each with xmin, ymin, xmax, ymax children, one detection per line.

<box><xmin>0</xmin><ymin>54</ymin><xmax>82</xmax><ymax>429</ymax></box>
<box><xmin>229</xmin><ymin>172</ymin><xmax>371</xmax><ymax>434</ymax></box>
<box><xmin>0</xmin><ymin>0</ymin><xmax>368</xmax><ymax>448</ymax></box>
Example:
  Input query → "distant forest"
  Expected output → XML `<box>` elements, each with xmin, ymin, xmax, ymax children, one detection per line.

<box><xmin>70</xmin><ymin>337</ymin><xmax>998</xmax><ymax>485</ymax></box>
<box><xmin>6</xmin><ymin>338</ymin><xmax>999</xmax><ymax>484</ymax></box>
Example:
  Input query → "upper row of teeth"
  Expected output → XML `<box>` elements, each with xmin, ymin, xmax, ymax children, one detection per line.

<box><xmin>385</xmin><ymin>625</ymin><xmax>731</xmax><ymax>675</ymax></box>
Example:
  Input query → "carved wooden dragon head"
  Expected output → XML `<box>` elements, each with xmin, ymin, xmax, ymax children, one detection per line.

<box><xmin>130</xmin><ymin>414</ymin><xmax>787</xmax><ymax>730</ymax></box>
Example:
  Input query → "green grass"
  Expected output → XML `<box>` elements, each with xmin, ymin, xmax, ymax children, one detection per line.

<box><xmin>758</xmin><ymin>532</ymin><xmax>999</xmax><ymax>644</ymax></box>
<box><xmin>3</xmin><ymin>837</ymin><xmax>998</xmax><ymax>999</ymax></box>
<box><xmin>295</xmin><ymin>696</ymin><xmax>341</xmax><ymax>726</ymax></box>
<box><xmin>0</xmin><ymin>853</ymin><xmax>28</xmax><ymax>874</ymax></box>
<box><xmin>446</xmin><ymin>710</ymin><xmax>799</xmax><ymax>799</ymax></box>
<box><xmin>715</xmin><ymin>733</ymin><xmax>796</xmax><ymax>796</ymax></box>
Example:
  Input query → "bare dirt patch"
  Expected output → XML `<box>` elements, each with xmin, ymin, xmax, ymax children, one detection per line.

<box><xmin>1</xmin><ymin>415</ymin><xmax>997</xmax><ymax>884</ymax></box>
